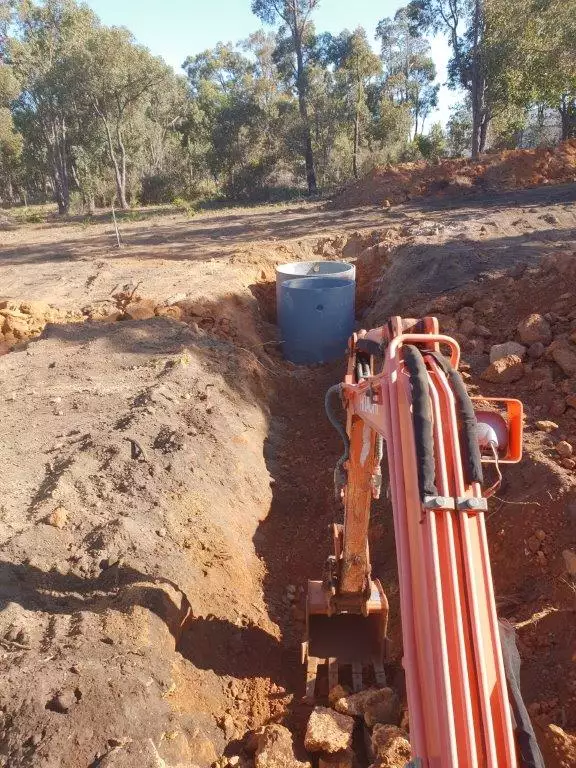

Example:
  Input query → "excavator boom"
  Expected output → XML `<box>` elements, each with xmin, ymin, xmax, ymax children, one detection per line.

<box><xmin>304</xmin><ymin>316</ymin><xmax>524</xmax><ymax>767</ymax></box>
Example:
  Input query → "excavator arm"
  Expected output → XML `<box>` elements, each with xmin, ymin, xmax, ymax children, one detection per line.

<box><xmin>304</xmin><ymin>316</ymin><xmax>525</xmax><ymax>767</ymax></box>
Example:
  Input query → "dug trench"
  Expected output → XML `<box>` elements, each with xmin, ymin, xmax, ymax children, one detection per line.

<box><xmin>1</xmin><ymin>223</ymin><xmax>576</xmax><ymax>767</ymax></box>
<box><xmin>0</xmin><ymin>227</ymin><xmax>400</xmax><ymax>768</ymax></box>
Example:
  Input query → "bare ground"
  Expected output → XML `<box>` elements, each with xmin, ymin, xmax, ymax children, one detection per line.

<box><xmin>1</xmin><ymin>183</ymin><xmax>576</xmax><ymax>767</ymax></box>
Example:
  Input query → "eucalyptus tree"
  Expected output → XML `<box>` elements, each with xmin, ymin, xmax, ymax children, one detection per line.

<box><xmin>325</xmin><ymin>28</ymin><xmax>381</xmax><ymax>177</ymax></box>
<box><xmin>376</xmin><ymin>8</ymin><xmax>438</xmax><ymax>137</ymax></box>
<box><xmin>406</xmin><ymin>0</ymin><xmax>488</xmax><ymax>157</ymax></box>
<box><xmin>9</xmin><ymin>0</ymin><xmax>98</xmax><ymax>212</ymax></box>
<box><xmin>79</xmin><ymin>26</ymin><xmax>177</xmax><ymax>209</ymax></box>
<box><xmin>252</xmin><ymin>0</ymin><xmax>320</xmax><ymax>193</ymax></box>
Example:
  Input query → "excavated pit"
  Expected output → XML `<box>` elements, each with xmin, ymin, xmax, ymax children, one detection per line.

<box><xmin>2</xmin><ymin>205</ymin><xmax>576</xmax><ymax>766</ymax></box>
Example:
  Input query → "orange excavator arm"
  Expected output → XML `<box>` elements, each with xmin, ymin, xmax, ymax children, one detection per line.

<box><xmin>304</xmin><ymin>316</ymin><xmax>527</xmax><ymax>767</ymax></box>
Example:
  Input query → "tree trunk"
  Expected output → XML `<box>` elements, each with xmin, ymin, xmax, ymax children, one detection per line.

<box><xmin>101</xmin><ymin>113</ymin><xmax>129</xmax><ymax>209</ymax></box>
<box><xmin>479</xmin><ymin>111</ymin><xmax>490</xmax><ymax>153</ymax></box>
<box><xmin>470</xmin><ymin>0</ymin><xmax>484</xmax><ymax>158</ymax></box>
<box><xmin>353</xmin><ymin>85</ymin><xmax>361</xmax><ymax>179</ymax></box>
<box><xmin>295</xmin><ymin>41</ymin><xmax>317</xmax><ymax>195</ymax></box>
<box><xmin>47</xmin><ymin>118</ymin><xmax>70</xmax><ymax>215</ymax></box>
<box><xmin>117</xmin><ymin>123</ymin><xmax>129</xmax><ymax>209</ymax></box>
<box><xmin>560</xmin><ymin>97</ymin><xmax>576</xmax><ymax>140</ymax></box>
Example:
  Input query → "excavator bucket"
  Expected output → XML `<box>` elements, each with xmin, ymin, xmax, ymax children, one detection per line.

<box><xmin>302</xmin><ymin>575</ymin><xmax>389</xmax><ymax>700</ymax></box>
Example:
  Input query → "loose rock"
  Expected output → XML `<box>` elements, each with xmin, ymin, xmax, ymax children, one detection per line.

<box><xmin>481</xmin><ymin>355</ymin><xmax>524</xmax><ymax>384</ymax></box>
<box><xmin>527</xmin><ymin>342</ymin><xmax>545</xmax><ymax>359</ymax></box>
<box><xmin>255</xmin><ymin>725</ymin><xmax>311</xmax><ymax>768</ymax></box>
<box><xmin>332</xmin><ymin>687</ymin><xmax>380</xmax><ymax>717</ymax></box>
<box><xmin>549</xmin><ymin>398</ymin><xmax>567</xmax><ymax>417</ymax></box>
<box><xmin>541</xmin><ymin>723</ymin><xmax>576</xmax><ymax>768</ymax></box>
<box><xmin>124</xmin><ymin>300</ymin><xmax>157</xmax><ymax>321</ymax></box>
<box><xmin>370</xmin><ymin>725</ymin><xmax>411</xmax><ymax>768</ymax></box>
<box><xmin>45</xmin><ymin>506</ymin><xmax>69</xmax><ymax>529</ymax></box>
<box><xmin>221</xmin><ymin>714</ymin><xmax>236</xmax><ymax>740</ymax></box>
<box><xmin>459</xmin><ymin>318</ymin><xmax>476</xmax><ymax>335</ymax></box>
<box><xmin>363</xmin><ymin>688</ymin><xmax>401</xmax><ymax>729</ymax></box>
<box><xmin>556</xmin><ymin>441</ymin><xmax>573</xmax><ymax>458</ymax></box>
<box><xmin>550</xmin><ymin>340</ymin><xmax>576</xmax><ymax>376</ymax></box>
<box><xmin>535</xmin><ymin>420</ymin><xmax>559</xmax><ymax>432</ymax></box>
<box><xmin>46</xmin><ymin>689</ymin><xmax>77</xmax><ymax>714</ymax></box>
<box><xmin>305</xmin><ymin>707</ymin><xmax>354</xmax><ymax>754</ymax></box>
<box><xmin>562</xmin><ymin>549</ymin><xmax>576</xmax><ymax>577</ymax></box>
<box><xmin>328</xmin><ymin>685</ymin><xmax>350</xmax><ymax>707</ymax></box>
<box><xmin>319</xmin><ymin>750</ymin><xmax>354</xmax><ymax>768</ymax></box>
<box><xmin>489</xmin><ymin>341</ymin><xmax>526</xmax><ymax>363</ymax></box>
<box><xmin>517</xmin><ymin>314</ymin><xmax>552</xmax><ymax>345</ymax></box>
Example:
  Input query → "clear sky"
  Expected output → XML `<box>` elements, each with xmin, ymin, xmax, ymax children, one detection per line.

<box><xmin>85</xmin><ymin>0</ymin><xmax>459</xmax><ymax>127</ymax></box>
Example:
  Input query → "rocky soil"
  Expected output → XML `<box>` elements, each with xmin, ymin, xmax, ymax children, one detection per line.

<box><xmin>1</xmin><ymin>180</ymin><xmax>576</xmax><ymax>767</ymax></box>
<box><xmin>329</xmin><ymin>140</ymin><xmax>576</xmax><ymax>210</ymax></box>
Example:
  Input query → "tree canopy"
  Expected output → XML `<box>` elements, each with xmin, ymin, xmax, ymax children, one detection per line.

<box><xmin>0</xmin><ymin>0</ymin><xmax>574</xmax><ymax>211</ymax></box>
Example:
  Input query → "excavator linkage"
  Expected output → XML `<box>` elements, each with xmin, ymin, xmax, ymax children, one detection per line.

<box><xmin>304</xmin><ymin>316</ymin><xmax>524</xmax><ymax>767</ymax></box>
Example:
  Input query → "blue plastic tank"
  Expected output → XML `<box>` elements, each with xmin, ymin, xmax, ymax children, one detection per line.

<box><xmin>275</xmin><ymin>261</ymin><xmax>355</xmax><ymax>320</ymax></box>
<box><xmin>278</xmin><ymin>276</ymin><xmax>355</xmax><ymax>364</ymax></box>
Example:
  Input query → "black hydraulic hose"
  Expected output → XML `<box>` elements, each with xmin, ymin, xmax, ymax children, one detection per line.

<box><xmin>403</xmin><ymin>345</ymin><xmax>438</xmax><ymax>501</ymax></box>
<box><xmin>325</xmin><ymin>384</ymin><xmax>350</xmax><ymax>498</ymax></box>
<box><xmin>425</xmin><ymin>350</ymin><xmax>484</xmax><ymax>487</ymax></box>
<box><xmin>325</xmin><ymin>384</ymin><xmax>349</xmax><ymax>466</ymax></box>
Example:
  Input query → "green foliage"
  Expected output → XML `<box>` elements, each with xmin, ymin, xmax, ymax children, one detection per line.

<box><xmin>326</xmin><ymin>27</ymin><xmax>381</xmax><ymax>177</ymax></box>
<box><xmin>172</xmin><ymin>196</ymin><xmax>195</xmax><ymax>213</ymax></box>
<box><xmin>416</xmin><ymin>122</ymin><xmax>446</xmax><ymax>159</ymax></box>
<box><xmin>25</xmin><ymin>209</ymin><xmax>44</xmax><ymax>223</ymax></box>
<box><xmin>446</xmin><ymin>102</ymin><xmax>472</xmax><ymax>156</ymax></box>
<box><xmin>376</xmin><ymin>8</ymin><xmax>438</xmax><ymax>136</ymax></box>
<box><xmin>2</xmin><ymin>0</ymin><xmax>574</xmax><ymax>209</ymax></box>
<box><xmin>485</xmin><ymin>0</ymin><xmax>576</xmax><ymax>139</ymax></box>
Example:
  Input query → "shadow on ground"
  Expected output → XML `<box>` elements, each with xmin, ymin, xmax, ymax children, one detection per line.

<box><xmin>177</xmin><ymin>615</ymin><xmax>283</xmax><ymax>680</ymax></box>
<box><xmin>0</xmin><ymin>559</ymin><xmax>190</xmax><ymax>642</ymax></box>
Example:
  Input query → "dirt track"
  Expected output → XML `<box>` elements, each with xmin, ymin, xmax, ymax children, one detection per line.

<box><xmin>1</xmin><ymin>184</ymin><xmax>576</xmax><ymax>766</ymax></box>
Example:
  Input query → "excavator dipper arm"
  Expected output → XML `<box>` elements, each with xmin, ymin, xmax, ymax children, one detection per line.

<box><xmin>304</xmin><ymin>316</ymin><xmax>525</xmax><ymax>767</ymax></box>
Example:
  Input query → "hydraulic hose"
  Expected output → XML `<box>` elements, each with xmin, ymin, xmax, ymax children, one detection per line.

<box><xmin>403</xmin><ymin>345</ymin><xmax>438</xmax><ymax>501</ymax></box>
<box><xmin>425</xmin><ymin>350</ymin><xmax>484</xmax><ymax>487</ymax></box>
<box><xmin>325</xmin><ymin>384</ymin><xmax>350</xmax><ymax>499</ymax></box>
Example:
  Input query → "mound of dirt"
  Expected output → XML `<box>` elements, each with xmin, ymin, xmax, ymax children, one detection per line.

<box><xmin>329</xmin><ymin>140</ymin><xmax>576</xmax><ymax>210</ymax></box>
<box><xmin>0</xmin><ymin>316</ymin><xmax>281</xmax><ymax>767</ymax></box>
<box><xmin>1</xmin><ymin>290</ymin><xmax>266</xmax><ymax>357</ymax></box>
<box><xmin>0</xmin><ymin>299</ymin><xmax>83</xmax><ymax>354</ymax></box>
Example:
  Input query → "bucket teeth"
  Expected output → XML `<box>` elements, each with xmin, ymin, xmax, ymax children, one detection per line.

<box><xmin>304</xmin><ymin>654</ymin><xmax>387</xmax><ymax>700</ymax></box>
<box><xmin>328</xmin><ymin>657</ymin><xmax>338</xmax><ymax>692</ymax></box>
<box><xmin>373</xmin><ymin>656</ymin><xmax>387</xmax><ymax>688</ymax></box>
<box><xmin>352</xmin><ymin>662</ymin><xmax>363</xmax><ymax>692</ymax></box>
<box><xmin>305</xmin><ymin>656</ymin><xmax>320</xmax><ymax>701</ymax></box>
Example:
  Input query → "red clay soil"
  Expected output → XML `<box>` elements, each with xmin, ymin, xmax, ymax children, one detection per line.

<box><xmin>329</xmin><ymin>140</ymin><xmax>576</xmax><ymax>210</ymax></box>
<box><xmin>2</xmin><ymin>193</ymin><xmax>576</xmax><ymax>765</ymax></box>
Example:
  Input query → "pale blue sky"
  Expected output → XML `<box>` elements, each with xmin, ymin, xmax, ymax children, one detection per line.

<box><xmin>85</xmin><ymin>0</ymin><xmax>459</xmax><ymax>126</ymax></box>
